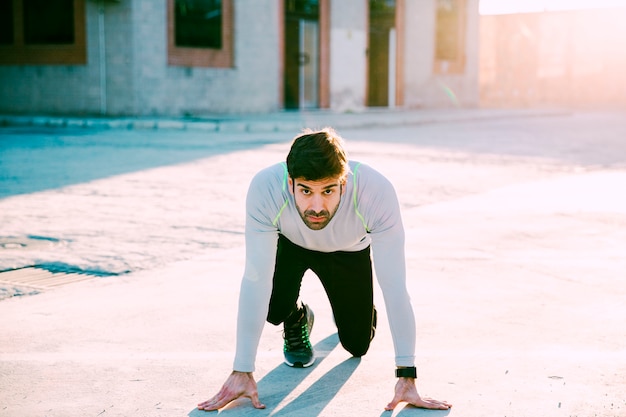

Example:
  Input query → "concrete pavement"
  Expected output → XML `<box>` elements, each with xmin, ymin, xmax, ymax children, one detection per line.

<box><xmin>1</xmin><ymin>109</ymin><xmax>625</xmax><ymax>416</ymax></box>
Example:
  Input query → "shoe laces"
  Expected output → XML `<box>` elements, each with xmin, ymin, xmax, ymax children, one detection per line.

<box><xmin>284</xmin><ymin>317</ymin><xmax>311</xmax><ymax>351</ymax></box>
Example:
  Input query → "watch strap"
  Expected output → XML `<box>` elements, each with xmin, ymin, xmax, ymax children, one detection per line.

<box><xmin>395</xmin><ymin>366</ymin><xmax>417</xmax><ymax>378</ymax></box>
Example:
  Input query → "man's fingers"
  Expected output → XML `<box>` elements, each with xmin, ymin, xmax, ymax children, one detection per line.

<box><xmin>417</xmin><ymin>397</ymin><xmax>452</xmax><ymax>410</ymax></box>
<box><xmin>196</xmin><ymin>398</ymin><xmax>221</xmax><ymax>411</ymax></box>
<box><xmin>385</xmin><ymin>396</ymin><xmax>452</xmax><ymax>411</ymax></box>
<box><xmin>242</xmin><ymin>385</ymin><xmax>265</xmax><ymax>409</ymax></box>
<box><xmin>197</xmin><ymin>391</ymin><xmax>237</xmax><ymax>411</ymax></box>
<box><xmin>249</xmin><ymin>392</ymin><xmax>266</xmax><ymax>409</ymax></box>
<box><xmin>197</xmin><ymin>400</ymin><xmax>217</xmax><ymax>411</ymax></box>
<box><xmin>198</xmin><ymin>371</ymin><xmax>263</xmax><ymax>411</ymax></box>
<box><xmin>384</xmin><ymin>394</ymin><xmax>402</xmax><ymax>411</ymax></box>
<box><xmin>197</xmin><ymin>388</ymin><xmax>265</xmax><ymax>411</ymax></box>
<box><xmin>197</xmin><ymin>395</ymin><xmax>218</xmax><ymax>409</ymax></box>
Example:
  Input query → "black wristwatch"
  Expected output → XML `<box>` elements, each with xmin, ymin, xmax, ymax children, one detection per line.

<box><xmin>395</xmin><ymin>366</ymin><xmax>417</xmax><ymax>378</ymax></box>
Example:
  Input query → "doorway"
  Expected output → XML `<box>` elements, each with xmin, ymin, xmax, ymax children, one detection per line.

<box><xmin>368</xmin><ymin>0</ymin><xmax>397</xmax><ymax>107</ymax></box>
<box><xmin>284</xmin><ymin>0</ymin><xmax>320</xmax><ymax>109</ymax></box>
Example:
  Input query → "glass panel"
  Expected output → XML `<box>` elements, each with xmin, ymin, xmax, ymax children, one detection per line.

<box><xmin>0</xmin><ymin>0</ymin><xmax>14</xmax><ymax>45</ymax></box>
<box><xmin>300</xmin><ymin>19</ymin><xmax>318</xmax><ymax>108</ymax></box>
<box><xmin>175</xmin><ymin>0</ymin><xmax>222</xmax><ymax>49</ymax></box>
<box><xmin>285</xmin><ymin>0</ymin><xmax>319</xmax><ymax>19</ymax></box>
<box><xmin>23</xmin><ymin>0</ymin><xmax>75</xmax><ymax>45</ymax></box>
<box><xmin>435</xmin><ymin>0</ymin><xmax>460</xmax><ymax>60</ymax></box>
<box><xmin>370</xmin><ymin>0</ymin><xmax>395</xmax><ymax>17</ymax></box>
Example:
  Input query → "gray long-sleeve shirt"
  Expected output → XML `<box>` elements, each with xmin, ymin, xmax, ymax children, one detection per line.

<box><xmin>233</xmin><ymin>160</ymin><xmax>416</xmax><ymax>372</ymax></box>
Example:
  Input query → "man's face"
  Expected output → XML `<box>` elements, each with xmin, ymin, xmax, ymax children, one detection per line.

<box><xmin>289</xmin><ymin>176</ymin><xmax>343</xmax><ymax>230</ymax></box>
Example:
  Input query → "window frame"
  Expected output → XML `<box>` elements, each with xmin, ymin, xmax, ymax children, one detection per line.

<box><xmin>167</xmin><ymin>0</ymin><xmax>234</xmax><ymax>68</ymax></box>
<box><xmin>0</xmin><ymin>0</ymin><xmax>86</xmax><ymax>65</ymax></box>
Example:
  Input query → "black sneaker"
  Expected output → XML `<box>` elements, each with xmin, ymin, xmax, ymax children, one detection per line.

<box><xmin>283</xmin><ymin>304</ymin><xmax>315</xmax><ymax>368</ymax></box>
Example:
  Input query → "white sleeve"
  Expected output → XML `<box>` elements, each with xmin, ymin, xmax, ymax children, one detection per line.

<box><xmin>232</xmin><ymin>171</ymin><xmax>280</xmax><ymax>372</ymax></box>
<box><xmin>361</xmin><ymin>167</ymin><xmax>416</xmax><ymax>367</ymax></box>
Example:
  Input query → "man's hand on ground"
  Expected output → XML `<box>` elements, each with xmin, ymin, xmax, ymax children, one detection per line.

<box><xmin>197</xmin><ymin>371</ymin><xmax>265</xmax><ymax>411</ymax></box>
<box><xmin>385</xmin><ymin>378</ymin><xmax>452</xmax><ymax>411</ymax></box>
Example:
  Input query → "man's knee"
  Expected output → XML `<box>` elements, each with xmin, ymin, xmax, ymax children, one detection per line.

<box><xmin>337</xmin><ymin>306</ymin><xmax>377</xmax><ymax>357</ymax></box>
<box><xmin>340</xmin><ymin>337</ymin><xmax>372</xmax><ymax>358</ymax></box>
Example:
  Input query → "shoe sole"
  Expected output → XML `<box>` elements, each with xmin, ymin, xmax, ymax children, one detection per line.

<box><xmin>284</xmin><ymin>356</ymin><xmax>315</xmax><ymax>368</ymax></box>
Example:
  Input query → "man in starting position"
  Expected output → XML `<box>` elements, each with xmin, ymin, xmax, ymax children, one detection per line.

<box><xmin>198</xmin><ymin>128</ymin><xmax>451</xmax><ymax>411</ymax></box>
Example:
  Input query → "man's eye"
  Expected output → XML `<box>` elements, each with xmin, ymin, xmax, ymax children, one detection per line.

<box><xmin>302</xmin><ymin>189</ymin><xmax>311</xmax><ymax>195</ymax></box>
<box><xmin>324</xmin><ymin>189</ymin><xmax>333</xmax><ymax>195</ymax></box>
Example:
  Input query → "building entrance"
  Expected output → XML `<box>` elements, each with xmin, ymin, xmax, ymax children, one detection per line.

<box><xmin>368</xmin><ymin>0</ymin><xmax>397</xmax><ymax>107</ymax></box>
<box><xmin>284</xmin><ymin>0</ymin><xmax>320</xmax><ymax>109</ymax></box>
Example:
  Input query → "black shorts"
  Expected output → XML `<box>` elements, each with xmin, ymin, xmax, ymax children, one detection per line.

<box><xmin>267</xmin><ymin>234</ymin><xmax>377</xmax><ymax>357</ymax></box>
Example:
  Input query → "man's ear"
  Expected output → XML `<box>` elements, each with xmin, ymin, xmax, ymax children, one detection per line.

<box><xmin>288</xmin><ymin>177</ymin><xmax>294</xmax><ymax>195</ymax></box>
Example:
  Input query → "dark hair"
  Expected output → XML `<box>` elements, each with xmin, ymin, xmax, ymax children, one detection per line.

<box><xmin>286</xmin><ymin>127</ymin><xmax>349</xmax><ymax>182</ymax></box>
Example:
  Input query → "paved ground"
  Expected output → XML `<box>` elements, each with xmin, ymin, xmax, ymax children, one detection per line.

<box><xmin>0</xmin><ymin>108</ymin><xmax>625</xmax><ymax>416</ymax></box>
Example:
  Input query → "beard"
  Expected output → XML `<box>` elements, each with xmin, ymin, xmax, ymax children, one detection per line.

<box><xmin>295</xmin><ymin>203</ymin><xmax>340</xmax><ymax>230</ymax></box>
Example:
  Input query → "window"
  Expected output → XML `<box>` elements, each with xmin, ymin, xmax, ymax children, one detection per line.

<box><xmin>0</xmin><ymin>0</ymin><xmax>86</xmax><ymax>65</ymax></box>
<box><xmin>175</xmin><ymin>0</ymin><xmax>222</xmax><ymax>48</ymax></box>
<box><xmin>24</xmin><ymin>0</ymin><xmax>75</xmax><ymax>44</ymax></box>
<box><xmin>434</xmin><ymin>0</ymin><xmax>466</xmax><ymax>74</ymax></box>
<box><xmin>285</xmin><ymin>0</ymin><xmax>319</xmax><ymax>17</ymax></box>
<box><xmin>0</xmin><ymin>1</ymin><xmax>14</xmax><ymax>45</ymax></box>
<box><xmin>168</xmin><ymin>0</ymin><xmax>234</xmax><ymax>68</ymax></box>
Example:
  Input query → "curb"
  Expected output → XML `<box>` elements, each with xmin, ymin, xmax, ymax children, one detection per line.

<box><xmin>0</xmin><ymin>108</ymin><xmax>570</xmax><ymax>133</ymax></box>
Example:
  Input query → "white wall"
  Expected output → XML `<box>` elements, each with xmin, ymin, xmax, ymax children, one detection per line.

<box><xmin>329</xmin><ymin>0</ymin><xmax>368</xmax><ymax>111</ymax></box>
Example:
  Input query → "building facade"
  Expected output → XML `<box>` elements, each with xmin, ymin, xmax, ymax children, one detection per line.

<box><xmin>480</xmin><ymin>7</ymin><xmax>626</xmax><ymax>108</ymax></box>
<box><xmin>0</xmin><ymin>0</ymin><xmax>479</xmax><ymax>117</ymax></box>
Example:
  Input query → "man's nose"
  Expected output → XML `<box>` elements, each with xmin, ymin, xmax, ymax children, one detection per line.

<box><xmin>310</xmin><ymin>194</ymin><xmax>324</xmax><ymax>212</ymax></box>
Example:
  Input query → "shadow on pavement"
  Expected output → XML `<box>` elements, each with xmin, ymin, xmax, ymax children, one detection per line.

<box><xmin>5</xmin><ymin>112</ymin><xmax>626</xmax><ymax>199</ymax></box>
<box><xmin>270</xmin><ymin>357</ymin><xmax>361</xmax><ymax>416</ymax></box>
<box><xmin>0</xmin><ymin>127</ymin><xmax>285</xmax><ymax>198</ymax></box>
<box><xmin>189</xmin><ymin>333</ymin><xmax>363</xmax><ymax>416</ymax></box>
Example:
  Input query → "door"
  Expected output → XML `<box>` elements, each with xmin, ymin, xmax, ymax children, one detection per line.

<box><xmin>284</xmin><ymin>0</ymin><xmax>320</xmax><ymax>109</ymax></box>
<box><xmin>368</xmin><ymin>0</ymin><xmax>396</xmax><ymax>107</ymax></box>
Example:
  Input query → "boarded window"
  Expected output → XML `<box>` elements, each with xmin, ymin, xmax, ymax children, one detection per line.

<box><xmin>175</xmin><ymin>0</ymin><xmax>222</xmax><ymax>49</ymax></box>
